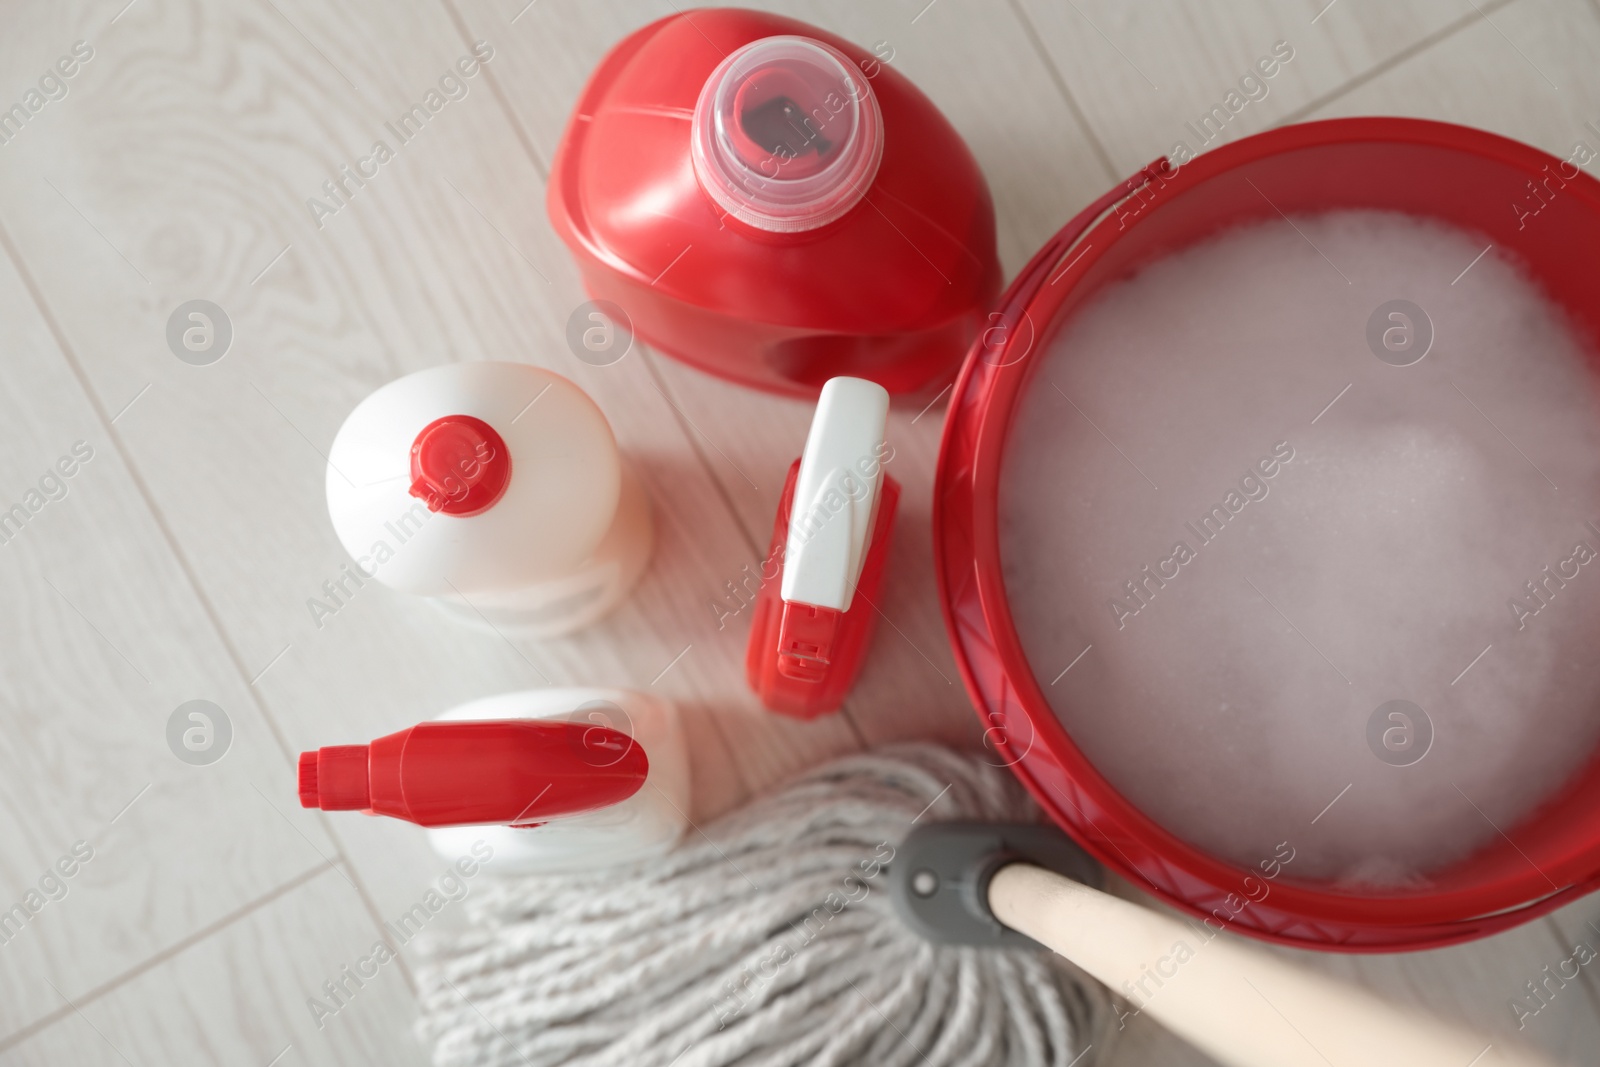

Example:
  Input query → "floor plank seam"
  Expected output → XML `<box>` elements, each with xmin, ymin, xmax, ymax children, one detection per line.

<box><xmin>1277</xmin><ymin>0</ymin><xmax>1523</xmax><ymax>128</ymax></box>
<box><xmin>0</xmin><ymin>860</ymin><xmax>339</xmax><ymax>1055</ymax></box>
<box><xmin>1541</xmin><ymin>914</ymin><xmax>1600</xmax><ymax>1020</ymax></box>
<box><xmin>0</xmin><ymin>212</ymin><xmax>306</xmax><ymax>772</ymax></box>
<box><xmin>440</xmin><ymin>0</ymin><xmax>551</xmax><ymax>182</ymax></box>
<box><xmin>637</xmin><ymin>348</ymin><xmax>767</xmax><ymax>563</ymax></box>
<box><xmin>0</xmin><ymin>209</ymin><xmax>418</xmax><ymax>1009</ymax></box>
<box><xmin>313</xmin><ymin>812</ymin><xmax>424</xmax><ymax>1000</ymax></box>
<box><xmin>1004</xmin><ymin>0</ymin><xmax>1122</xmax><ymax>184</ymax></box>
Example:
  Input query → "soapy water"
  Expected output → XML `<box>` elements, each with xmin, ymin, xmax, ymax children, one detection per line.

<box><xmin>1000</xmin><ymin>211</ymin><xmax>1600</xmax><ymax>885</ymax></box>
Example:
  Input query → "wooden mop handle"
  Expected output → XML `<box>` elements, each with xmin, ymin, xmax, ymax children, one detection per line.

<box><xmin>987</xmin><ymin>864</ymin><xmax>1554</xmax><ymax>1067</ymax></box>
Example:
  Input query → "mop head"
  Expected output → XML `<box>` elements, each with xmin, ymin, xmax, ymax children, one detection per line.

<box><xmin>412</xmin><ymin>743</ymin><xmax>1109</xmax><ymax>1066</ymax></box>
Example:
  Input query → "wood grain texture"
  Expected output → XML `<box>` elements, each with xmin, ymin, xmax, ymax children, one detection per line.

<box><xmin>0</xmin><ymin>154</ymin><xmax>361</xmax><ymax>1038</ymax></box>
<box><xmin>0</xmin><ymin>0</ymin><xmax>1596</xmax><ymax>1063</ymax></box>
<box><xmin>0</xmin><ymin>0</ymin><xmax>866</xmax><ymax>921</ymax></box>
<box><xmin>1014</xmin><ymin>0</ymin><xmax>1502</xmax><ymax>175</ymax></box>
<box><xmin>0</xmin><ymin>866</ymin><xmax>430</xmax><ymax>1066</ymax></box>
<box><xmin>1304</xmin><ymin>0</ymin><xmax>1600</xmax><ymax>152</ymax></box>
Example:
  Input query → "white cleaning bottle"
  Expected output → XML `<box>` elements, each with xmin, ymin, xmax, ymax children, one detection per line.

<box><xmin>325</xmin><ymin>362</ymin><xmax>653</xmax><ymax>637</ymax></box>
<box><xmin>424</xmin><ymin>687</ymin><xmax>691</xmax><ymax>874</ymax></box>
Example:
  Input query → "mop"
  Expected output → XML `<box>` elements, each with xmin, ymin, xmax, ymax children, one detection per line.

<box><xmin>411</xmin><ymin>744</ymin><xmax>1108</xmax><ymax>1066</ymax></box>
<box><xmin>412</xmin><ymin>742</ymin><xmax>1555</xmax><ymax>1067</ymax></box>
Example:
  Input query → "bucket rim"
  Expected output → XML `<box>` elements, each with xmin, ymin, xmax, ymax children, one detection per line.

<box><xmin>934</xmin><ymin>116</ymin><xmax>1600</xmax><ymax>951</ymax></box>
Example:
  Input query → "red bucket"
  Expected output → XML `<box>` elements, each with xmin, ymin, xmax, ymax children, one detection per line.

<box><xmin>936</xmin><ymin>117</ymin><xmax>1600</xmax><ymax>950</ymax></box>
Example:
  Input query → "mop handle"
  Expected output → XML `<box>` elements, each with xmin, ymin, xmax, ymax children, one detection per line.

<box><xmin>988</xmin><ymin>863</ymin><xmax>1554</xmax><ymax>1067</ymax></box>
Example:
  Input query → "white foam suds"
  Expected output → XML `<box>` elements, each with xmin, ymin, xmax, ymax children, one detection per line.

<box><xmin>1000</xmin><ymin>211</ymin><xmax>1600</xmax><ymax>884</ymax></box>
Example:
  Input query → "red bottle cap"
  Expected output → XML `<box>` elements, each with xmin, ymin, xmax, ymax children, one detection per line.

<box><xmin>409</xmin><ymin>414</ymin><xmax>512</xmax><ymax>516</ymax></box>
<box><xmin>297</xmin><ymin>719</ymin><xmax>648</xmax><ymax>828</ymax></box>
<box><xmin>746</xmin><ymin>458</ymin><xmax>899</xmax><ymax>718</ymax></box>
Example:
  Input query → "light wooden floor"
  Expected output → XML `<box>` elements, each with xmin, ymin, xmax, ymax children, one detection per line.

<box><xmin>0</xmin><ymin>0</ymin><xmax>1597</xmax><ymax>1064</ymax></box>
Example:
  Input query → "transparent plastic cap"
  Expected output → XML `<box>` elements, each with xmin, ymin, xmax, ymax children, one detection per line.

<box><xmin>691</xmin><ymin>36</ymin><xmax>883</xmax><ymax>233</ymax></box>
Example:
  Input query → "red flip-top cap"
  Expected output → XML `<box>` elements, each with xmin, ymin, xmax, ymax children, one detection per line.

<box><xmin>297</xmin><ymin>719</ymin><xmax>647</xmax><ymax>828</ymax></box>
<box><xmin>409</xmin><ymin>414</ymin><xmax>513</xmax><ymax>516</ymax></box>
<box><xmin>745</xmin><ymin>378</ymin><xmax>898</xmax><ymax>718</ymax></box>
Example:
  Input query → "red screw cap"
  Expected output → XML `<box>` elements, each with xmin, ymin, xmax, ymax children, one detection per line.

<box><xmin>409</xmin><ymin>414</ymin><xmax>512</xmax><ymax>516</ymax></box>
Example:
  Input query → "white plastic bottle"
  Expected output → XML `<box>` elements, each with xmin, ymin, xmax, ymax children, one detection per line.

<box><xmin>425</xmin><ymin>687</ymin><xmax>691</xmax><ymax>874</ymax></box>
<box><xmin>325</xmin><ymin>362</ymin><xmax>652</xmax><ymax>637</ymax></box>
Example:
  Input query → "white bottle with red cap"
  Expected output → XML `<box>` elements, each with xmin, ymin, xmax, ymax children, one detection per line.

<box><xmin>325</xmin><ymin>362</ymin><xmax>652</xmax><ymax>637</ymax></box>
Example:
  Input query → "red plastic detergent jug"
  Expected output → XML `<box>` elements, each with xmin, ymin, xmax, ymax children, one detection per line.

<box><xmin>548</xmin><ymin>8</ymin><xmax>1001</xmax><ymax>398</ymax></box>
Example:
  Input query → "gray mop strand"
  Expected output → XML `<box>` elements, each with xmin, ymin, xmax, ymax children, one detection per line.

<box><xmin>412</xmin><ymin>743</ymin><xmax>1113</xmax><ymax>1067</ymax></box>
